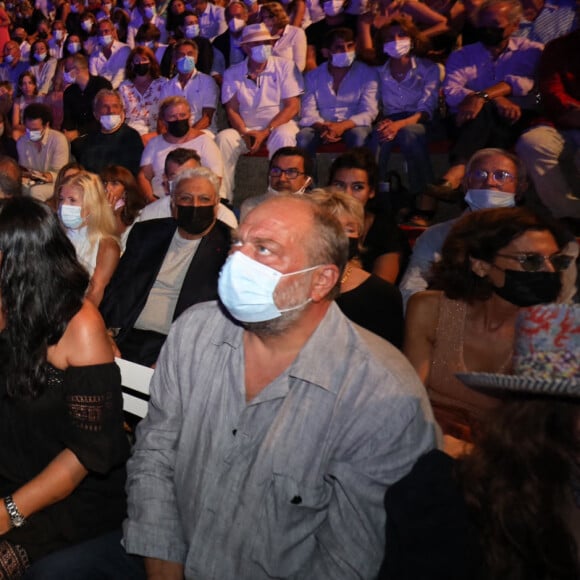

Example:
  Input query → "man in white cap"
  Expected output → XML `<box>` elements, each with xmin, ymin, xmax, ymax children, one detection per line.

<box><xmin>216</xmin><ymin>22</ymin><xmax>304</xmax><ymax>201</ymax></box>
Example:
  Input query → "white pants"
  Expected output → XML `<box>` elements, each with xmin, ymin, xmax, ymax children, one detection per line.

<box><xmin>216</xmin><ymin>121</ymin><xmax>299</xmax><ymax>201</ymax></box>
<box><xmin>516</xmin><ymin>125</ymin><xmax>580</xmax><ymax>219</ymax></box>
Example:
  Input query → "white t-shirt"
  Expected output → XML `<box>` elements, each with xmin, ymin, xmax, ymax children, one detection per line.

<box><xmin>221</xmin><ymin>56</ymin><xmax>304</xmax><ymax>130</ymax></box>
<box><xmin>140</xmin><ymin>132</ymin><xmax>224</xmax><ymax>198</ymax></box>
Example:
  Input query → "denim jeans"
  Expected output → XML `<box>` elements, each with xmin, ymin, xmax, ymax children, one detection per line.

<box><xmin>23</xmin><ymin>530</ymin><xmax>146</xmax><ymax>580</ymax></box>
<box><xmin>369</xmin><ymin>119</ymin><xmax>434</xmax><ymax>196</ymax></box>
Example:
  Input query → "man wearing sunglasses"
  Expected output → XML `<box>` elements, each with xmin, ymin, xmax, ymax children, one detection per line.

<box><xmin>240</xmin><ymin>146</ymin><xmax>314</xmax><ymax>218</ymax></box>
<box><xmin>400</xmin><ymin>148</ymin><xmax>525</xmax><ymax>307</ymax></box>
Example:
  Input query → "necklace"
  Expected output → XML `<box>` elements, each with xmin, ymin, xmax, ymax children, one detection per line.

<box><xmin>341</xmin><ymin>263</ymin><xmax>353</xmax><ymax>285</ymax></box>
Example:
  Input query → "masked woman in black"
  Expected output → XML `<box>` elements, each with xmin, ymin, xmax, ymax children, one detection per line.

<box><xmin>404</xmin><ymin>207</ymin><xmax>575</xmax><ymax>451</ymax></box>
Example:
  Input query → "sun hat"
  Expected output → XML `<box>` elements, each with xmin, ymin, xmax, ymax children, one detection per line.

<box><xmin>239</xmin><ymin>23</ymin><xmax>279</xmax><ymax>44</ymax></box>
<box><xmin>456</xmin><ymin>303</ymin><xmax>580</xmax><ymax>398</ymax></box>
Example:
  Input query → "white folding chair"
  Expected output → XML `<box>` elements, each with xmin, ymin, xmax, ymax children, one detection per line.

<box><xmin>116</xmin><ymin>357</ymin><xmax>154</xmax><ymax>419</ymax></box>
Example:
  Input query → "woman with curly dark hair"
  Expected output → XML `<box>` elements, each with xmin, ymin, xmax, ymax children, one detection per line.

<box><xmin>404</xmin><ymin>207</ymin><xmax>575</xmax><ymax>447</ymax></box>
<box><xmin>381</xmin><ymin>303</ymin><xmax>580</xmax><ymax>580</ymax></box>
<box><xmin>99</xmin><ymin>165</ymin><xmax>146</xmax><ymax>247</ymax></box>
<box><xmin>0</xmin><ymin>197</ymin><xmax>141</xmax><ymax>578</ymax></box>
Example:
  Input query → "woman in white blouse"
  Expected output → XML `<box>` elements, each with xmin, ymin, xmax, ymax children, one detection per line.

<box><xmin>118</xmin><ymin>46</ymin><xmax>166</xmax><ymax>144</ymax></box>
<box><xmin>29</xmin><ymin>39</ymin><xmax>58</xmax><ymax>96</ymax></box>
<box><xmin>260</xmin><ymin>1</ymin><xmax>307</xmax><ymax>71</ymax></box>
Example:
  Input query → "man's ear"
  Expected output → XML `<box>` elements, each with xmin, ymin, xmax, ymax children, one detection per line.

<box><xmin>321</xmin><ymin>47</ymin><xmax>330</xmax><ymax>59</ymax></box>
<box><xmin>310</xmin><ymin>264</ymin><xmax>340</xmax><ymax>302</ymax></box>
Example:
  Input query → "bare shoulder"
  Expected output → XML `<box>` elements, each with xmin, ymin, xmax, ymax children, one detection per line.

<box><xmin>405</xmin><ymin>290</ymin><xmax>442</xmax><ymax>340</ymax></box>
<box><xmin>57</xmin><ymin>301</ymin><xmax>114</xmax><ymax>367</ymax></box>
<box><xmin>98</xmin><ymin>236</ymin><xmax>121</xmax><ymax>255</ymax></box>
<box><xmin>406</xmin><ymin>290</ymin><xmax>441</xmax><ymax>323</ymax></box>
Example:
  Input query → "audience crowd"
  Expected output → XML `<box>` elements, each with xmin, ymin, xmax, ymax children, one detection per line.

<box><xmin>0</xmin><ymin>0</ymin><xmax>579</xmax><ymax>577</ymax></box>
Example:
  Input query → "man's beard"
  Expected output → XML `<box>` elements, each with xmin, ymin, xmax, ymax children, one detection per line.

<box><xmin>242</xmin><ymin>274</ymin><xmax>312</xmax><ymax>336</ymax></box>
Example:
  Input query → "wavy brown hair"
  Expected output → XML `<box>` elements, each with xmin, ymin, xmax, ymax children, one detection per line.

<box><xmin>457</xmin><ymin>398</ymin><xmax>580</xmax><ymax>580</ymax></box>
<box><xmin>125</xmin><ymin>45</ymin><xmax>161</xmax><ymax>81</ymax></box>
<box><xmin>430</xmin><ymin>208</ymin><xmax>567</xmax><ymax>303</ymax></box>
<box><xmin>100</xmin><ymin>165</ymin><xmax>146</xmax><ymax>226</ymax></box>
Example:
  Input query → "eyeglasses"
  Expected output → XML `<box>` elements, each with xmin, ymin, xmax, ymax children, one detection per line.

<box><xmin>495</xmin><ymin>252</ymin><xmax>574</xmax><ymax>272</ymax></box>
<box><xmin>469</xmin><ymin>169</ymin><xmax>515</xmax><ymax>183</ymax></box>
<box><xmin>269</xmin><ymin>166</ymin><xmax>304</xmax><ymax>179</ymax></box>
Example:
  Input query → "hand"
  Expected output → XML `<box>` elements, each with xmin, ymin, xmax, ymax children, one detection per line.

<box><xmin>377</xmin><ymin>119</ymin><xmax>402</xmax><ymax>142</ymax></box>
<box><xmin>244</xmin><ymin>129</ymin><xmax>269</xmax><ymax>153</ymax></box>
<box><xmin>320</xmin><ymin>125</ymin><xmax>342</xmax><ymax>143</ymax></box>
<box><xmin>493</xmin><ymin>96</ymin><xmax>521</xmax><ymax>123</ymax></box>
<box><xmin>324</xmin><ymin>121</ymin><xmax>347</xmax><ymax>138</ymax></box>
<box><xmin>456</xmin><ymin>94</ymin><xmax>485</xmax><ymax>126</ymax></box>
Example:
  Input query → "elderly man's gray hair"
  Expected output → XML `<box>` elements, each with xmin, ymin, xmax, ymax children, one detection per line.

<box><xmin>171</xmin><ymin>166</ymin><xmax>221</xmax><ymax>199</ymax></box>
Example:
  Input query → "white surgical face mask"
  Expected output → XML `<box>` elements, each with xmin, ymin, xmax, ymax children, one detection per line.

<box><xmin>100</xmin><ymin>114</ymin><xmax>122</xmax><ymax>131</ymax></box>
<box><xmin>98</xmin><ymin>34</ymin><xmax>113</xmax><ymax>47</ymax></box>
<box><xmin>143</xmin><ymin>5</ymin><xmax>155</xmax><ymax>18</ymax></box>
<box><xmin>68</xmin><ymin>41</ymin><xmax>81</xmax><ymax>54</ymax></box>
<box><xmin>323</xmin><ymin>0</ymin><xmax>343</xmax><ymax>16</ymax></box>
<box><xmin>81</xmin><ymin>19</ymin><xmax>93</xmax><ymax>32</ymax></box>
<box><xmin>384</xmin><ymin>38</ymin><xmax>411</xmax><ymax>59</ymax></box>
<box><xmin>59</xmin><ymin>204</ymin><xmax>84</xmax><ymax>229</ymax></box>
<box><xmin>218</xmin><ymin>251</ymin><xmax>318</xmax><ymax>322</ymax></box>
<box><xmin>26</xmin><ymin>128</ymin><xmax>43</xmax><ymax>142</ymax></box>
<box><xmin>250</xmin><ymin>44</ymin><xmax>271</xmax><ymax>63</ymax></box>
<box><xmin>55</xmin><ymin>30</ymin><xmax>65</xmax><ymax>41</ymax></box>
<box><xmin>63</xmin><ymin>70</ymin><xmax>76</xmax><ymax>84</ymax></box>
<box><xmin>184</xmin><ymin>24</ymin><xmax>200</xmax><ymax>38</ymax></box>
<box><xmin>267</xmin><ymin>176</ymin><xmax>312</xmax><ymax>196</ymax></box>
<box><xmin>464</xmin><ymin>188</ymin><xmax>516</xmax><ymax>211</ymax></box>
<box><xmin>331</xmin><ymin>50</ymin><xmax>355</xmax><ymax>68</ymax></box>
<box><xmin>229</xmin><ymin>17</ymin><xmax>245</xmax><ymax>33</ymax></box>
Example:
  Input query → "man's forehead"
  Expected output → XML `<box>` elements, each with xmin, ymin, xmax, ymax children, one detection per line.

<box><xmin>242</xmin><ymin>198</ymin><xmax>313</xmax><ymax>234</ymax></box>
<box><xmin>473</xmin><ymin>154</ymin><xmax>516</xmax><ymax>172</ymax></box>
<box><xmin>273</xmin><ymin>155</ymin><xmax>305</xmax><ymax>170</ymax></box>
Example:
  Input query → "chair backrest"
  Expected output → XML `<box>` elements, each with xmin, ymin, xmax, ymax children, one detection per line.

<box><xmin>116</xmin><ymin>357</ymin><xmax>154</xmax><ymax>419</ymax></box>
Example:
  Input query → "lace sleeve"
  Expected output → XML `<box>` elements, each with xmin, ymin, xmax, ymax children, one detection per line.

<box><xmin>63</xmin><ymin>363</ymin><xmax>130</xmax><ymax>474</ymax></box>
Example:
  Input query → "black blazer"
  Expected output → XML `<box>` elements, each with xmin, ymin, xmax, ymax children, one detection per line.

<box><xmin>100</xmin><ymin>218</ymin><xmax>232</xmax><ymax>341</ymax></box>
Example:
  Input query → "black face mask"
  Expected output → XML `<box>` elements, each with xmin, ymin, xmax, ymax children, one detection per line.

<box><xmin>166</xmin><ymin>118</ymin><xmax>190</xmax><ymax>138</ymax></box>
<box><xmin>38</xmin><ymin>30</ymin><xmax>48</xmax><ymax>39</ymax></box>
<box><xmin>133</xmin><ymin>63</ymin><xmax>150</xmax><ymax>76</ymax></box>
<box><xmin>493</xmin><ymin>269</ymin><xmax>562</xmax><ymax>307</ymax></box>
<box><xmin>477</xmin><ymin>26</ymin><xmax>505</xmax><ymax>47</ymax></box>
<box><xmin>175</xmin><ymin>204</ymin><xmax>215</xmax><ymax>235</ymax></box>
<box><xmin>347</xmin><ymin>236</ymin><xmax>359</xmax><ymax>260</ymax></box>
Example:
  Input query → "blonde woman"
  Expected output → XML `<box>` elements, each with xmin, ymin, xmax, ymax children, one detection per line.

<box><xmin>57</xmin><ymin>171</ymin><xmax>120</xmax><ymax>306</ymax></box>
<box><xmin>309</xmin><ymin>188</ymin><xmax>404</xmax><ymax>348</ymax></box>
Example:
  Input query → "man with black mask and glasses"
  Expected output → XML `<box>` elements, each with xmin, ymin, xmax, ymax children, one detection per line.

<box><xmin>100</xmin><ymin>167</ymin><xmax>232</xmax><ymax>366</ymax></box>
<box><xmin>425</xmin><ymin>0</ymin><xmax>543</xmax><ymax>202</ymax></box>
<box><xmin>138</xmin><ymin>95</ymin><xmax>225</xmax><ymax>203</ymax></box>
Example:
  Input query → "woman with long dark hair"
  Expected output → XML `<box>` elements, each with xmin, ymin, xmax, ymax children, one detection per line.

<box><xmin>100</xmin><ymin>165</ymin><xmax>146</xmax><ymax>247</ymax></box>
<box><xmin>0</xmin><ymin>197</ymin><xmax>137</xmax><ymax>578</ymax></box>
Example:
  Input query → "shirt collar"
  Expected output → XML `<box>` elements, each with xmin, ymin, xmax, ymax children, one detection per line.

<box><xmin>211</xmin><ymin>301</ymin><xmax>364</xmax><ymax>395</ymax></box>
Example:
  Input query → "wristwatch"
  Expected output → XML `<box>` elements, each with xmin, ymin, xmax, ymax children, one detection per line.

<box><xmin>473</xmin><ymin>91</ymin><xmax>490</xmax><ymax>101</ymax></box>
<box><xmin>3</xmin><ymin>495</ymin><xmax>26</xmax><ymax>528</ymax></box>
